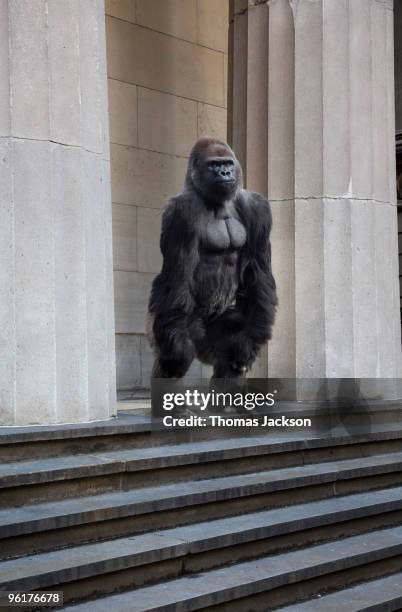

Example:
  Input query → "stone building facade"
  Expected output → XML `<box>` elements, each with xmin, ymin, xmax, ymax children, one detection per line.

<box><xmin>106</xmin><ymin>0</ymin><xmax>228</xmax><ymax>391</ymax></box>
<box><xmin>0</xmin><ymin>0</ymin><xmax>401</xmax><ymax>426</ymax></box>
<box><xmin>230</xmin><ymin>0</ymin><xmax>402</xmax><ymax>382</ymax></box>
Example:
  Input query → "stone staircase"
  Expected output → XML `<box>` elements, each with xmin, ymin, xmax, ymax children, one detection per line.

<box><xmin>1</xmin><ymin>412</ymin><xmax>402</xmax><ymax>610</ymax></box>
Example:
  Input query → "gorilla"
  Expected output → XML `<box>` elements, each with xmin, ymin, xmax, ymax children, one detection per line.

<box><xmin>147</xmin><ymin>136</ymin><xmax>277</xmax><ymax>379</ymax></box>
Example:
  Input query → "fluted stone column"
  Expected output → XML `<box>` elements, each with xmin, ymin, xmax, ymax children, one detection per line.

<box><xmin>229</xmin><ymin>0</ymin><xmax>401</xmax><ymax>381</ymax></box>
<box><xmin>0</xmin><ymin>0</ymin><xmax>116</xmax><ymax>425</ymax></box>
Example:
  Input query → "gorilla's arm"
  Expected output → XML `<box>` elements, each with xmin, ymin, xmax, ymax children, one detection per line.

<box><xmin>234</xmin><ymin>193</ymin><xmax>277</xmax><ymax>368</ymax></box>
<box><xmin>149</xmin><ymin>197</ymin><xmax>199</xmax><ymax>375</ymax></box>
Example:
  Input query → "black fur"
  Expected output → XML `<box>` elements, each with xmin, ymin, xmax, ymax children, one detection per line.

<box><xmin>148</xmin><ymin>137</ymin><xmax>277</xmax><ymax>378</ymax></box>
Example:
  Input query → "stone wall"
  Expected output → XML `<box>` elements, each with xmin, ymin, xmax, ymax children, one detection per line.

<box><xmin>105</xmin><ymin>0</ymin><xmax>229</xmax><ymax>390</ymax></box>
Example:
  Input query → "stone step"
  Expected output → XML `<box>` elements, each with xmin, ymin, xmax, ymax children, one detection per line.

<box><xmin>2</xmin><ymin>432</ymin><xmax>402</xmax><ymax>508</ymax></box>
<box><xmin>1</xmin><ymin>412</ymin><xmax>402</xmax><ymax>462</ymax></box>
<box><xmin>0</xmin><ymin>414</ymin><xmax>152</xmax><ymax>462</ymax></box>
<box><xmin>1</xmin><ymin>487</ymin><xmax>402</xmax><ymax>602</ymax></box>
<box><xmin>3</xmin><ymin>451</ymin><xmax>402</xmax><ymax>559</ymax></box>
<box><xmin>60</xmin><ymin>526</ymin><xmax>402</xmax><ymax>611</ymax></box>
<box><xmin>280</xmin><ymin>572</ymin><xmax>402</xmax><ymax>611</ymax></box>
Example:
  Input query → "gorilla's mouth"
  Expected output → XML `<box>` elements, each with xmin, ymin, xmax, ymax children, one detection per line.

<box><xmin>215</xmin><ymin>178</ymin><xmax>236</xmax><ymax>185</ymax></box>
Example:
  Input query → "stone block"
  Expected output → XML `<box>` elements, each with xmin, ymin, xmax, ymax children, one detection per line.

<box><xmin>79</xmin><ymin>0</ymin><xmax>107</xmax><ymax>154</ymax></box>
<box><xmin>0</xmin><ymin>138</ymin><xmax>13</xmax><ymax>424</ymax></box>
<box><xmin>140</xmin><ymin>335</ymin><xmax>154</xmax><ymax>388</ymax></box>
<box><xmin>197</xmin><ymin>103</ymin><xmax>227</xmax><ymax>141</ymax></box>
<box><xmin>349</xmin><ymin>0</ymin><xmax>373</xmax><ymax>200</ymax></box>
<box><xmin>224</xmin><ymin>53</ymin><xmax>228</xmax><ymax>108</ymax></box>
<box><xmin>48</xmin><ymin>0</ymin><xmax>81</xmax><ymax>147</ymax></box>
<box><xmin>13</xmin><ymin>140</ymin><xmax>55</xmax><ymax>424</ymax></box>
<box><xmin>102</xmin><ymin>157</ymin><xmax>117</xmax><ymax>415</ymax></box>
<box><xmin>98</xmin><ymin>0</ymin><xmax>111</xmax><ymax>159</ymax></box>
<box><xmin>9</xmin><ymin>0</ymin><xmax>50</xmax><ymax>139</ymax></box>
<box><xmin>105</xmin><ymin>0</ymin><xmax>135</xmax><ymax>23</ymax></box>
<box><xmin>389</xmin><ymin>209</ymin><xmax>402</xmax><ymax>375</ymax></box>
<box><xmin>374</xmin><ymin>203</ymin><xmax>401</xmax><ymax>376</ymax></box>
<box><xmin>350</xmin><ymin>200</ymin><xmax>378</xmax><ymax>377</ymax></box>
<box><xmin>267</xmin><ymin>0</ymin><xmax>294</xmax><ymax>201</ymax></box>
<box><xmin>197</xmin><ymin>0</ymin><xmax>229</xmax><ymax>52</ymax></box>
<box><xmin>322</xmin><ymin>0</ymin><xmax>350</xmax><ymax>197</ymax></box>
<box><xmin>245</xmin><ymin>2</ymin><xmax>268</xmax><ymax>194</ymax></box>
<box><xmin>106</xmin><ymin>17</ymin><xmax>225</xmax><ymax>106</ymax></box>
<box><xmin>136</xmin><ymin>0</ymin><xmax>197</xmax><ymax>43</ymax></box>
<box><xmin>231</xmin><ymin>11</ymin><xmax>248</xmax><ymax>172</ymax></box>
<box><xmin>108</xmin><ymin>79</ymin><xmax>138</xmax><ymax>147</ymax></box>
<box><xmin>0</xmin><ymin>2</ymin><xmax>10</xmax><ymax>136</ymax></box>
<box><xmin>112</xmin><ymin>203</ymin><xmax>137</xmax><ymax>272</ymax></box>
<box><xmin>386</xmin><ymin>5</ymin><xmax>397</xmax><ymax>206</ymax></box>
<box><xmin>371</xmin><ymin>1</ymin><xmax>389</xmax><ymax>204</ymax></box>
<box><xmin>269</xmin><ymin>200</ymin><xmax>296</xmax><ymax>378</ymax></box>
<box><xmin>114</xmin><ymin>271</ymin><xmax>154</xmax><ymax>334</ymax></box>
<box><xmin>137</xmin><ymin>207</ymin><xmax>163</xmax><ymax>273</ymax></box>
<box><xmin>294</xmin><ymin>0</ymin><xmax>323</xmax><ymax>198</ymax></box>
<box><xmin>110</xmin><ymin>144</ymin><xmax>187</xmax><ymax>207</ymax></box>
<box><xmin>138</xmin><ymin>88</ymin><xmax>197</xmax><ymax>157</ymax></box>
<box><xmin>52</xmin><ymin>145</ymin><xmax>89</xmax><ymax>423</ymax></box>
<box><xmin>116</xmin><ymin>334</ymin><xmax>142</xmax><ymax>390</ymax></box>
<box><xmin>295</xmin><ymin>198</ymin><xmax>325</xmax><ymax>377</ymax></box>
<box><xmin>323</xmin><ymin>198</ymin><xmax>354</xmax><ymax>377</ymax></box>
<box><xmin>81</xmin><ymin>149</ymin><xmax>111</xmax><ymax>420</ymax></box>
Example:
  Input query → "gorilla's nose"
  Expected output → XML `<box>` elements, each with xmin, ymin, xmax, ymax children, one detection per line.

<box><xmin>220</xmin><ymin>169</ymin><xmax>232</xmax><ymax>179</ymax></box>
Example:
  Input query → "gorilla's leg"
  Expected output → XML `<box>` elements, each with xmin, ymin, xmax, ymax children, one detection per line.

<box><xmin>195</xmin><ymin>309</ymin><xmax>250</xmax><ymax>379</ymax></box>
<box><xmin>151</xmin><ymin>345</ymin><xmax>194</xmax><ymax>378</ymax></box>
<box><xmin>147</xmin><ymin>313</ymin><xmax>195</xmax><ymax>378</ymax></box>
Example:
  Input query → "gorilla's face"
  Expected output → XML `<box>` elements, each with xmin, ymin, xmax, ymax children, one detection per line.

<box><xmin>205</xmin><ymin>156</ymin><xmax>236</xmax><ymax>192</ymax></box>
<box><xmin>186</xmin><ymin>137</ymin><xmax>241</xmax><ymax>203</ymax></box>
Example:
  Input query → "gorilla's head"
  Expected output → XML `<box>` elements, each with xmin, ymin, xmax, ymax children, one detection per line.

<box><xmin>185</xmin><ymin>137</ymin><xmax>242</xmax><ymax>203</ymax></box>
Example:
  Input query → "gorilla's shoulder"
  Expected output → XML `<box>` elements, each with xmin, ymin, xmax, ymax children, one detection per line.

<box><xmin>241</xmin><ymin>190</ymin><xmax>270</xmax><ymax>208</ymax></box>
<box><xmin>236</xmin><ymin>190</ymin><xmax>272</xmax><ymax>226</ymax></box>
<box><xmin>162</xmin><ymin>191</ymin><xmax>199</xmax><ymax>230</ymax></box>
<box><xmin>168</xmin><ymin>191</ymin><xmax>196</xmax><ymax>209</ymax></box>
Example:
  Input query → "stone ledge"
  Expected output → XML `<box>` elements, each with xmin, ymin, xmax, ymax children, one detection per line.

<box><xmin>0</xmin><ymin>413</ymin><xmax>151</xmax><ymax>445</ymax></box>
<box><xmin>282</xmin><ymin>572</ymin><xmax>402</xmax><ymax>611</ymax></box>
<box><xmin>1</xmin><ymin>486</ymin><xmax>402</xmax><ymax>592</ymax></box>
<box><xmin>1</xmin><ymin>413</ymin><xmax>402</xmax><ymax>447</ymax></box>
<box><xmin>60</xmin><ymin>525</ymin><xmax>402</xmax><ymax>611</ymax></box>
<box><xmin>2</xmin><ymin>450</ymin><xmax>402</xmax><ymax>538</ymax></box>
<box><xmin>2</xmin><ymin>434</ymin><xmax>402</xmax><ymax>490</ymax></box>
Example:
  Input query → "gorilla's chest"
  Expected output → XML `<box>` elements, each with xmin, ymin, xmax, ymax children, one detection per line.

<box><xmin>203</xmin><ymin>211</ymin><xmax>246</xmax><ymax>251</ymax></box>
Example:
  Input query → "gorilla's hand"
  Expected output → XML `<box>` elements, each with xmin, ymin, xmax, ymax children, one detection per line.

<box><xmin>229</xmin><ymin>331</ymin><xmax>258</xmax><ymax>373</ymax></box>
<box><xmin>214</xmin><ymin>331</ymin><xmax>257</xmax><ymax>377</ymax></box>
<box><xmin>158</xmin><ymin>333</ymin><xmax>195</xmax><ymax>378</ymax></box>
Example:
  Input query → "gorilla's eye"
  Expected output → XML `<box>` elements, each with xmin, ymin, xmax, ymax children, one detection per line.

<box><xmin>207</xmin><ymin>158</ymin><xmax>235</xmax><ymax>175</ymax></box>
